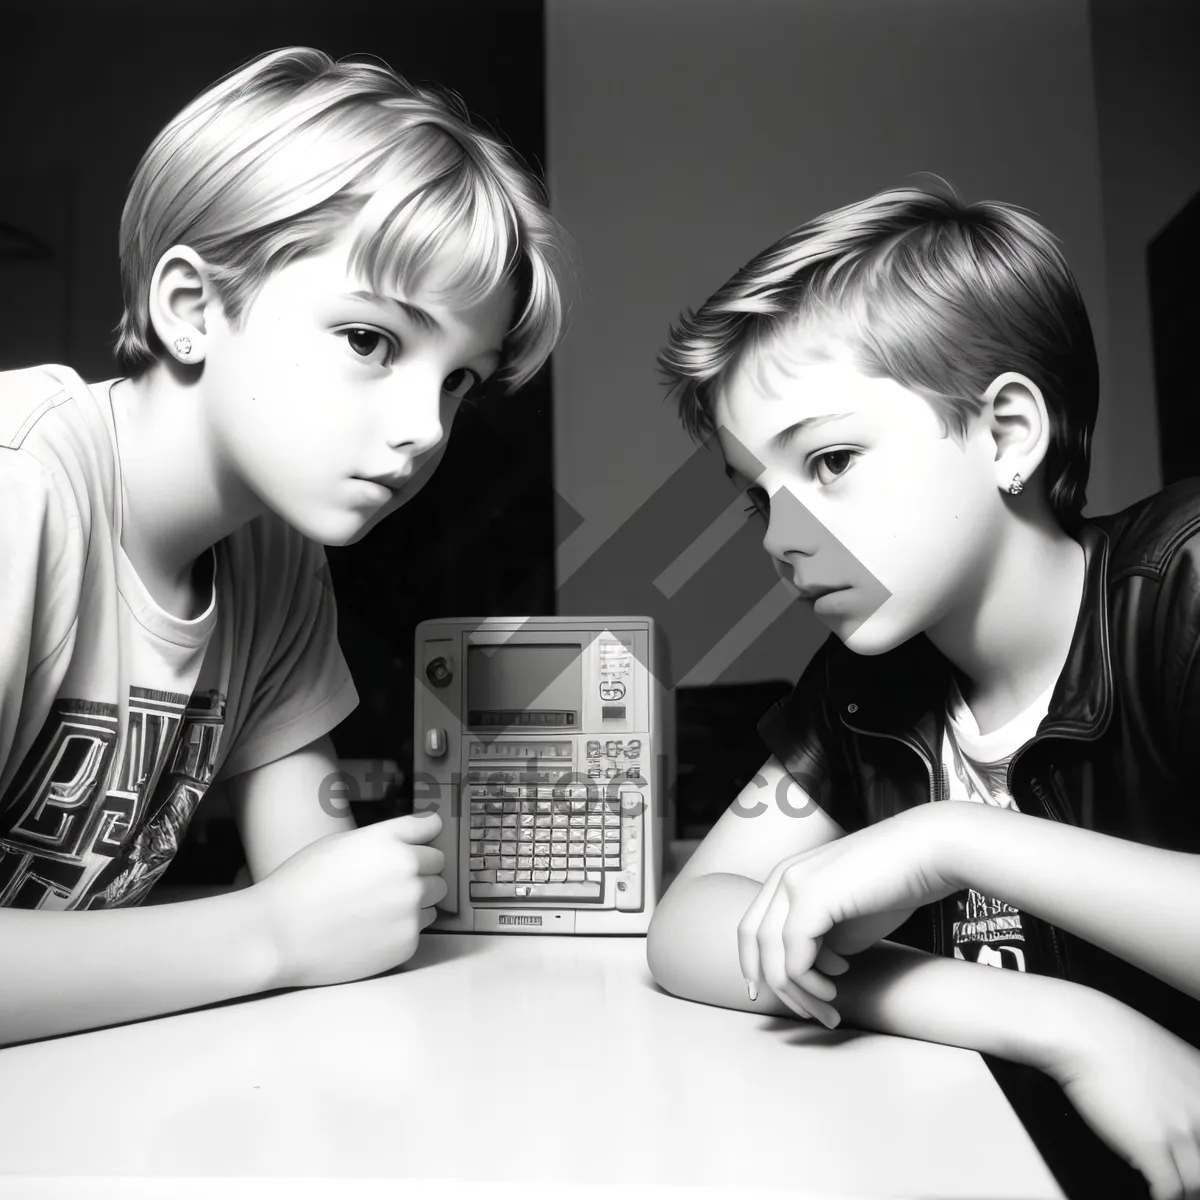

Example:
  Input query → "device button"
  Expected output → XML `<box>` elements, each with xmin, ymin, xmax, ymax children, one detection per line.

<box><xmin>424</xmin><ymin>727</ymin><xmax>448</xmax><ymax>758</ymax></box>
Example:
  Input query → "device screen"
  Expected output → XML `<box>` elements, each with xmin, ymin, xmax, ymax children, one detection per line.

<box><xmin>467</xmin><ymin>643</ymin><xmax>582</xmax><ymax>727</ymax></box>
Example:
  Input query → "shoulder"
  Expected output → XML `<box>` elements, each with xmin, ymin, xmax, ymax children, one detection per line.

<box><xmin>1089</xmin><ymin>480</ymin><xmax>1200</xmax><ymax>579</ymax></box>
<box><xmin>0</xmin><ymin>364</ymin><xmax>95</xmax><ymax>448</ymax></box>
<box><xmin>0</xmin><ymin>364</ymin><xmax>113</xmax><ymax>536</ymax></box>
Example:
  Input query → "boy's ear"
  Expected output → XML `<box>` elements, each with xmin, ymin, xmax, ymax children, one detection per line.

<box><xmin>147</xmin><ymin>245</ymin><xmax>212</xmax><ymax>366</ymax></box>
<box><xmin>982</xmin><ymin>371</ymin><xmax>1051</xmax><ymax>495</ymax></box>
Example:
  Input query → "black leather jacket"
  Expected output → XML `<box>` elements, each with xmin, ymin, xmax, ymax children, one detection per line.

<box><xmin>759</xmin><ymin>480</ymin><xmax>1200</xmax><ymax>1044</ymax></box>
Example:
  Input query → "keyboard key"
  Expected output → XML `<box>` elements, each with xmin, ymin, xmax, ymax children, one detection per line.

<box><xmin>497</xmin><ymin>870</ymin><xmax>516</xmax><ymax>883</ymax></box>
<box><xmin>518</xmin><ymin>829</ymin><xmax>534</xmax><ymax>842</ymax></box>
<box><xmin>569</xmin><ymin>829</ymin><xmax>585</xmax><ymax>842</ymax></box>
<box><xmin>503</xmin><ymin>801</ymin><xmax>520</xmax><ymax>814</ymax></box>
<box><xmin>550</xmin><ymin>870</ymin><xmax>566</xmax><ymax>883</ymax></box>
<box><xmin>470</xmin><ymin>841</ymin><xmax>483</xmax><ymax>855</ymax></box>
<box><xmin>534</xmin><ymin>856</ymin><xmax>550</xmax><ymax>869</ymax></box>
<box><xmin>469</xmin><ymin>857</ymin><xmax>485</xmax><ymax>870</ymax></box>
<box><xmin>501</xmin><ymin>815</ymin><xmax>517</xmax><ymax>828</ymax></box>
<box><xmin>586</xmin><ymin>856</ymin><xmax>603</xmax><ymax>870</ymax></box>
<box><xmin>518</xmin><ymin>856</ymin><xmax>533</xmax><ymax>869</ymax></box>
<box><xmin>483</xmin><ymin>841</ymin><xmax>501</xmax><ymax>855</ymax></box>
<box><xmin>604</xmin><ymin>856</ymin><xmax>620</xmax><ymax>871</ymax></box>
<box><xmin>484</xmin><ymin>856</ymin><xmax>502</xmax><ymax>869</ymax></box>
<box><xmin>552</xmin><ymin>814</ymin><xmax>569</xmax><ymax>827</ymax></box>
<box><xmin>516</xmin><ymin>870</ymin><xmax>532</xmax><ymax>882</ymax></box>
<box><xmin>604</xmin><ymin>829</ymin><xmax>620</xmax><ymax>841</ymax></box>
<box><xmin>551</xmin><ymin>829</ymin><xmax>567</xmax><ymax>842</ymax></box>
<box><xmin>566</xmin><ymin>870</ymin><xmax>584</xmax><ymax>882</ymax></box>
<box><xmin>536</xmin><ymin>816</ymin><xmax>552</xmax><ymax>827</ymax></box>
<box><xmin>604</xmin><ymin>814</ymin><xmax>620</xmax><ymax>827</ymax></box>
<box><xmin>500</xmin><ymin>856</ymin><xmax>517</xmax><ymax>870</ymax></box>
<box><xmin>533</xmin><ymin>869</ymin><xmax>550</xmax><ymax>883</ymax></box>
<box><xmin>473</xmin><ymin>869</ymin><xmax>496</xmax><ymax>883</ymax></box>
<box><xmin>520</xmin><ymin>814</ymin><xmax>536</xmax><ymax>827</ymax></box>
<box><xmin>550</xmin><ymin>857</ymin><xmax>567</xmax><ymax>869</ymax></box>
<box><xmin>535</xmin><ymin>829</ymin><xmax>552</xmax><ymax>842</ymax></box>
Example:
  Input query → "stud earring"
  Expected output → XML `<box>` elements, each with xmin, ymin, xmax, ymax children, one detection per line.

<box><xmin>1008</xmin><ymin>472</ymin><xmax>1024</xmax><ymax>496</ymax></box>
<box><xmin>173</xmin><ymin>336</ymin><xmax>193</xmax><ymax>359</ymax></box>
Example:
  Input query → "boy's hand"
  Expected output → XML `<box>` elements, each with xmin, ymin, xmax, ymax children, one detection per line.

<box><xmin>738</xmin><ymin>805</ymin><xmax>959</xmax><ymax>1025</ymax></box>
<box><xmin>1044</xmin><ymin>993</ymin><xmax>1200</xmax><ymax>1200</ymax></box>
<box><xmin>251</xmin><ymin>811</ymin><xmax>447</xmax><ymax>990</ymax></box>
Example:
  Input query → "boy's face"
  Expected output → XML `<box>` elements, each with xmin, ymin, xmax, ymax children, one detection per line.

<box><xmin>200</xmin><ymin>228</ymin><xmax>514</xmax><ymax>546</ymax></box>
<box><xmin>715</xmin><ymin>338</ymin><xmax>1003</xmax><ymax>656</ymax></box>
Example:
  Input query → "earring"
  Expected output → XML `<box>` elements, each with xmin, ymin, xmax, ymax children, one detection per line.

<box><xmin>1008</xmin><ymin>472</ymin><xmax>1024</xmax><ymax>496</ymax></box>
<box><xmin>173</xmin><ymin>336</ymin><xmax>193</xmax><ymax>359</ymax></box>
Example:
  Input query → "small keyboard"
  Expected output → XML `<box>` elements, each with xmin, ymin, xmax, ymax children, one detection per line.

<box><xmin>466</xmin><ymin>786</ymin><xmax>642</xmax><ymax>904</ymax></box>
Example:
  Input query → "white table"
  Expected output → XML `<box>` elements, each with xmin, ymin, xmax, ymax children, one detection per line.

<box><xmin>0</xmin><ymin>931</ymin><xmax>1062</xmax><ymax>1199</ymax></box>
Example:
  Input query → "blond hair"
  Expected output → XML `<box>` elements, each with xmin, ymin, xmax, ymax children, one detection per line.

<box><xmin>658</xmin><ymin>181</ymin><xmax>1098</xmax><ymax>532</ymax></box>
<box><xmin>116</xmin><ymin>47</ymin><xmax>572</xmax><ymax>390</ymax></box>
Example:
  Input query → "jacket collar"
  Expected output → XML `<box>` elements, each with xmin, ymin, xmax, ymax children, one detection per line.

<box><xmin>827</xmin><ymin>522</ymin><xmax>1114</xmax><ymax>743</ymax></box>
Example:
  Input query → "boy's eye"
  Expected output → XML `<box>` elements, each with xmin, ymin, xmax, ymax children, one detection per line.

<box><xmin>342</xmin><ymin>328</ymin><xmax>394</xmax><ymax>365</ymax></box>
<box><xmin>443</xmin><ymin>367</ymin><xmax>483</xmax><ymax>400</ymax></box>
<box><xmin>813</xmin><ymin>449</ymin><xmax>856</xmax><ymax>484</ymax></box>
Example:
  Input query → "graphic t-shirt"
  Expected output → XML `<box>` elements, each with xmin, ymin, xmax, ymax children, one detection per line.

<box><xmin>0</xmin><ymin>364</ymin><xmax>359</xmax><ymax>909</ymax></box>
<box><xmin>939</xmin><ymin>675</ymin><xmax>1055</xmax><ymax>972</ymax></box>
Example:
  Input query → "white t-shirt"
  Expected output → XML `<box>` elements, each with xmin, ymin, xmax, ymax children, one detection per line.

<box><xmin>940</xmin><ymin>674</ymin><xmax>1056</xmax><ymax>972</ymax></box>
<box><xmin>0</xmin><ymin>364</ymin><xmax>359</xmax><ymax>909</ymax></box>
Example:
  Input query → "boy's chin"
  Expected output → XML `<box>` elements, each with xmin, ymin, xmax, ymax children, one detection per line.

<box><xmin>835</xmin><ymin>614</ymin><xmax>912</xmax><ymax>657</ymax></box>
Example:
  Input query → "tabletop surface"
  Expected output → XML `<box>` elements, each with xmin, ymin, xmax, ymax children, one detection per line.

<box><xmin>0</xmin><ymin>931</ymin><xmax>1063</xmax><ymax>1199</ymax></box>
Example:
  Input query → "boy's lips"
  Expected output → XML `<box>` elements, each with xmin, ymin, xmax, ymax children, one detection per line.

<box><xmin>359</xmin><ymin>467</ymin><xmax>413</xmax><ymax>491</ymax></box>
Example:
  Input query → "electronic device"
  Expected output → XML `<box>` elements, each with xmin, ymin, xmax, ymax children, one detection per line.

<box><xmin>413</xmin><ymin>616</ymin><xmax>673</xmax><ymax>934</ymax></box>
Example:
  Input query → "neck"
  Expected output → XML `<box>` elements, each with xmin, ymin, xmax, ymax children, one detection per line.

<box><xmin>106</xmin><ymin>370</ymin><xmax>264</xmax><ymax>596</ymax></box>
<box><xmin>925</xmin><ymin>512</ymin><xmax>1086</xmax><ymax>725</ymax></box>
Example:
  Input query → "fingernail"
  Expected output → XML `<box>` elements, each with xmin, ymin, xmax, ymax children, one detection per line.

<box><xmin>745</xmin><ymin>979</ymin><xmax>758</xmax><ymax>1002</ymax></box>
<box><xmin>825</xmin><ymin>1010</ymin><xmax>841</xmax><ymax>1029</ymax></box>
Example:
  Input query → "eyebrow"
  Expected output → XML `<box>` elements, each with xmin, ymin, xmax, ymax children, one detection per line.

<box><xmin>338</xmin><ymin>290</ymin><xmax>504</xmax><ymax>361</ymax></box>
<box><xmin>722</xmin><ymin>412</ymin><xmax>854</xmax><ymax>481</ymax></box>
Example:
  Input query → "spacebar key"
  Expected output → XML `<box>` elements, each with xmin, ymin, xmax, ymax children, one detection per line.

<box><xmin>470</xmin><ymin>882</ymin><xmax>602</xmax><ymax>901</ymax></box>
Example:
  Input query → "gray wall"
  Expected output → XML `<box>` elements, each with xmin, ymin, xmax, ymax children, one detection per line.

<box><xmin>1090</xmin><ymin>0</ymin><xmax>1200</xmax><ymax>506</ymax></box>
<box><xmin>545</xmin><ymin>0</ymin><xmax>1181</xmax><ymax>688</ymax></box>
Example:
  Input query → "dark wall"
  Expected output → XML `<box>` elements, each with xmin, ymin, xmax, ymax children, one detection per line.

<box><xmin>0</xmin><ymin>1</ymin><xmax>557</xmax><ymax>805</ymax></box>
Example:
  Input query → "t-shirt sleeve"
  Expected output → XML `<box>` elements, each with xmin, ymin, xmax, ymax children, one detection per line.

<box><xmin>756</xmin><ymin>636</ymin><xmax>867</xmax><ymax>832</ymax></box>
<box><xmin>0</xmin><ymin>450</ymin><xmax>82</xmax><ymax>790</ymax></box>
<box><xmin>217</xmin><ymin>534</ymin><xmax>359</xmax><ymax>779</ymax></box>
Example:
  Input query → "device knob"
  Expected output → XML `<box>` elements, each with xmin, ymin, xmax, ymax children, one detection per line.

<box><xmin>424</xmin><ymin>727</ymin><xmax>448</xmax><ymax>758</ymax></box>
<box><xmin>425</xmin><ymin>656</ymin><xmax>453</xmax><ymax>687</ymax></box>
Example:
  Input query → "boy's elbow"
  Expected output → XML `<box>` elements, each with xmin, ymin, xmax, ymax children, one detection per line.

<box><xmin>646</xmin><ymin>884</ymin><xmax>691</xmax><ymax>998</ymax></box>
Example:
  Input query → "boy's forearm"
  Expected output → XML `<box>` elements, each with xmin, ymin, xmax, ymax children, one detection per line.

<box><xmin>0</xmin><ymin>888</ymin><xmax>280</xmax><ymax>1046</ymax></box>
<box><xmin>936</xmin><ymin>802</ymin><xmax>1200</xmax><ymax>1000</ymax></box>
<box><xmin>648</xmin><ymin>871</ymin><xmax>1090</xmax><ymax>1075</ymax></box>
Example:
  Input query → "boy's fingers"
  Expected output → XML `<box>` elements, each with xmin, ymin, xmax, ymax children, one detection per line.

<box><xmin>815</xmin><ymin>945</ymin><xmax>851</xmax><ymax>975</ymax></box>
<box><xmin>419</xmin><ymin>906</ymin><xmax>439</xmax><ymax>930</ymax></box>
<box><xmin>418</xmin><ymin>874</ymin><xmax>449</xmax><ymax>908</ymax></box>
<box><xmin>737</xmin><ymin>888</ymin><xmax>776</xmax><ymax>997</ymax></box>
<box><xmin>382</xmin><ymin>811</ymin><xmax>443</xmax><ymax>842</ymax></box>
<box><xmin>407</xmin><ymin>845</ymin><xmax>446</xmax><ymax>876</ymax></box>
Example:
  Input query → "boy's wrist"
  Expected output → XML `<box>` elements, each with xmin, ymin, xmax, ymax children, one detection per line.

<box><xmin>1008</xmin><ymin>973</ymin><xmax>1123</xmax><ymax>1079</ymax></box>
<box><xmin>228</xmin><ymin>884</ymin><xmax>290</xmax><ymax>994</ymax></box>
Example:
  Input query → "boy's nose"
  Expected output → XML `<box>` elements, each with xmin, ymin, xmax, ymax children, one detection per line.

<box><xmin>760</xmin><ymin>486</ymin><xmax>825</xmax><ymax>561</ymax></box>
<box><xmin>387</xmin><ymin>381</ymin><xmax>445</xmax><ymax>456</ymax></box>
